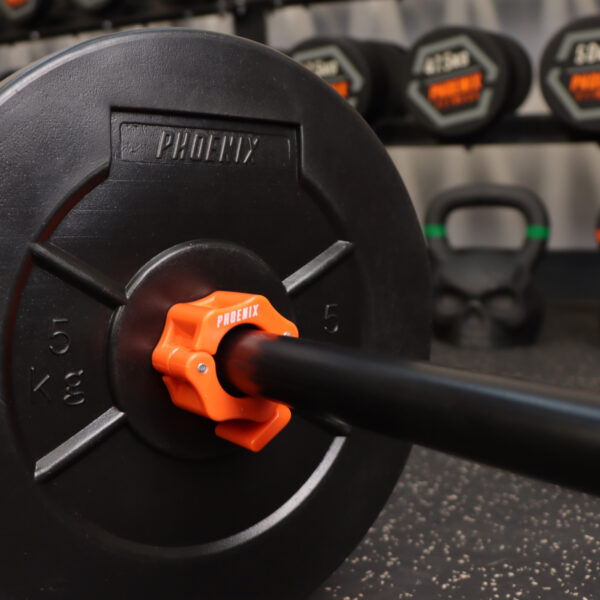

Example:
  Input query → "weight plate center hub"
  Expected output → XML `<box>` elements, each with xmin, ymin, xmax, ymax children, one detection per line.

<box><xmin>0</xmin><ymin>29</ymin><xmax>430</xmax><ymax>599</ymax></box>
<box><xmin>109</xmin><ymin>240</ymin><xmax>296</xmax><ymax>459</ymax></box>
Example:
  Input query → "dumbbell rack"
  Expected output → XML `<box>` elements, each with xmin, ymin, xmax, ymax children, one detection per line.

<box><xmin>0</xmin><ymin>0</ymin><xmax>353</xmax><ymax>43</ymax></box>
<box><xmin>0</xmin><ymin>3</ymin><xmax>207</xmax><ymax>43</ymax></box>
<box><xmin>376</xmin><ymin>113</ymin><xmax>597</xmax><ymax>145</ymax></box>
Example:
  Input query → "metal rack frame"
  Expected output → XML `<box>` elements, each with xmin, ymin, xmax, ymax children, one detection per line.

<box><xmin>375</xmin><ymin>114</ymin><xmax>598</xmax><ymax>146</ymax></box>
<box><xmin>0</xmin><ymin>0</ymin><xmax>356</xmax><ymax>44</ymax></box>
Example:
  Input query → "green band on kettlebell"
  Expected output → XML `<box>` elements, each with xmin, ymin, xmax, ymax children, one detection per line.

<box><xmin>526</xmin><ymin>225</ymin><xmax>549</xmax><ymax>240</ymax></box>
<box><xmin>424</xmin><ymin>224</ymin><xmax>446</xmax><ymax>238</ymax></box>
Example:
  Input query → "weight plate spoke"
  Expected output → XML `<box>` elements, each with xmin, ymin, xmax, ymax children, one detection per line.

<box><xmin>34</xmin><ymin>406</ymin><xmax>126</xmax><ymax>482</ymax></box>
<box><xmin>30</xmin><ymin>241</ymin><xmax>127</xmax><ymax>308</ymax></box>
<box><xmin>283</xmin><ymin>239</ymin><xmax>354</xmax><ymax>295</ymax></box>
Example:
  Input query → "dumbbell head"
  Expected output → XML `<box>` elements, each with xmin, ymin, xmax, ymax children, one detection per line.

<box><xmin>290</xmin><ymin>36</ymin><xmax>407</xmax><ymax>121</ymax></box>
<box><xmin>541</xmin><ymin>16</ymin><xmax>600</xmax><ymax>133</ymax></box>
<box><xmin>0</xmin><ymin>0</ymin><xmax>42</xmax><ymax>22</ymax></box>
<box><xmin>406</xmin><ymin>26</ymin><xmax>511</xmax><ymax>137</ymax></box>
<box><xmin>290</xmin><ymin>37</ymin><xmax>373</xmax><ymax>114</ymax></box>
<box><xmin>491</xmin><ymin>33</ymin><xmax>532</xmax><ymax>113</ymax></box>
<box><xmin>0</xmin><ymin>67</ymin><xmax>14</xmax><ymax>80</ymax></box>
<box><xmin>0</xmin><ymin>29</ymin><xmax>430</xmax><ymax>599</ymax></box>
<box><xmin>359</xmin><ymin>40</ymin><xmax>408</xmax><ymax>119</ymax></box>
<box><xmin>425</xmin><ymin>184</ymin><xmax>549</xmax><ymax>348</ymax></box>
<box><xmin>71</xmin><ymin>0</ymin><xmax>114</xmax><ymax>10</ymax></box>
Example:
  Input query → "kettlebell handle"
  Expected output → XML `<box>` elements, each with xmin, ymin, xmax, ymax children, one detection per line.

<box><xmin>424</xmin><ymin>183</ymin><xmax>549</xmax><ymax>265</ymax></box>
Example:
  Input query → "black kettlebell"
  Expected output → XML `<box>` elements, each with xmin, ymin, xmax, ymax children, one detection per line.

<box><xmin>425</xmin><ymin>184</ymin><xmax>549</xmax><ymax>348</ymax></box>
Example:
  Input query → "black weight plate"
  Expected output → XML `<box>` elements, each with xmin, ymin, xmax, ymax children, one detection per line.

<box><xmin>540</xmin><ymin>16</ymin><xmax>600</xmax><ymax>133</ymax></box>
<box><xmin>492</xmin><ymin>33</ymin><xmax>532</xmax><ymax>113</ymax></box>
<box><xmin>290</xmin><ymin>37</ymin><xmax>373</xmax><ymax>116</ymax></box>
<box><xmin>0</xmin><ymin>30</ymin><xmax>430</xmax><ymax>599</ymax></box>
<box><xmin>406</xmin><ymin>27</ymin><xmax>510</xmax><ymax>137</ymax></box>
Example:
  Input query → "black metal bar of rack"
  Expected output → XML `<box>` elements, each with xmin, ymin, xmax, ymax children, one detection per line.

<box><xmin>374</xmin><ymin>114</ymin><xmax>597</xmax><ymax>146</ymax></box>
<box><xmin>0</xmin><ymin>0</ymin><xmax>356</xmax><ymax>44</ymax></box>
<box><xmin>1</xmin><ymin>2</ymin><xmax>194</xmax><ymax>43</ymax></box>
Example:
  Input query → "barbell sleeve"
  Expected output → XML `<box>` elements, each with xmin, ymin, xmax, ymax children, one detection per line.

<box><xmin>219</xmin><ymin>329</ymin><xmax>600</xmax><ymax>494</ymax></box>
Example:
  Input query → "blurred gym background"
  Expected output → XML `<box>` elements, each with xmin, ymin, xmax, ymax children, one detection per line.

<box><xmin>1</xmin><ymin>0</ymin><xmax>599</xmax><ymax>249</ymax></box>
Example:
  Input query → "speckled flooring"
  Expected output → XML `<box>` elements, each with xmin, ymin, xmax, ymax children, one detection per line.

<box><xmin>310</xmin><ymin>302</ymin><xmax>600</xmax><ymax>599</ymax></box>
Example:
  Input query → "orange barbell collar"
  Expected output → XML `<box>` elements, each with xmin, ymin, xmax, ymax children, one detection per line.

<box><xmin>152</xmin><ymin>291</ymin><xmax>298</xmax><ymax>452</ymax></box>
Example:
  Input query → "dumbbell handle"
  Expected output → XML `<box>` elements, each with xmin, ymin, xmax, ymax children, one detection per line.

<box><xmin>220</xmin><ymin>330</ymin><xmax>600</xmax><ymax>494</ymax></box>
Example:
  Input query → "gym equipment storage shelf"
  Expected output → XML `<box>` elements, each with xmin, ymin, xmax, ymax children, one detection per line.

<box><xmin>0</xmin><ymin>0</ymin><xmax>358</xmax><ymax>44</ymax></box>
<box><xmin>375</xmin><ymin>113</ymin><xmax>598</xmax><ymax>146</ymax></box>
<box><xmin>374</xmin><ymin>113</ymin><xmax>600</xmax><ymax>302</ymax></box>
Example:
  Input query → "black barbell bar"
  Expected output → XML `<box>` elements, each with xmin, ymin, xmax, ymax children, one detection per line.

<box><xmin>219</xmin><ymin>329</ymin><xmax>600</xmax><ymax>495</ymax></box>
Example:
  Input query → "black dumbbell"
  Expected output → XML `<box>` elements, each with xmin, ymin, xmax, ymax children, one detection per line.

<box><xmin>0</xmin><ymin>67</ymin><xmax>15</xmax><ymax>80</ymax></box>
<box><xmin>289</xmin><ymin>36</ymin><xmax>408</xmax><ymax>122</ymax></box>
<box><xmin>491</xmin><ymin>33</ymin><xmax>532</xmax><ymax>113</ymax></box>
<box><xmin>541</xmin><ymin>16</ymin><xmax>600</xmax><ymax>133</ymax></box>
<box><xmin>71</xmin><ymin>0</ymin><xmax>114</xmax><ymax>11</ymax></box>
<box><xmin>405</xmin><ymin>27</ymin><xmax>531</xmax><ymax>137</ymax></box>
<box><xmin>425</xmin><ymin>184</ymin><xmax>549</xmax><ymax>347</ymax></box>
<box><xmin>0</xmin><ymin>0</ymin><xmax>44</xmax><ymax>23</ymax></box>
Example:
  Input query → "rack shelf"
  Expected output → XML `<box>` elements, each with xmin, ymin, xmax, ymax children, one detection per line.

<box><xmin>0</xmin><ymin>0</ymin><xmax>355</xmax><ymax>44</ymax></box>
<box><xmin>375</xmin><ymin>114</ymin><xmax>598</xmax><ymax>146</ymax></box>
